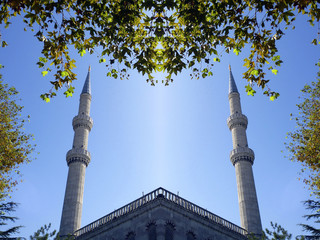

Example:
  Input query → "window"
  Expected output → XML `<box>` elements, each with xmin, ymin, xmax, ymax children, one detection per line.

<box><xmin>147</xmin><ymin>222</ymin><xmax>157</xmax><ymax>240</ymax></box>
<box><xmin>165</xmin><ymin>222</ymin><xmax>175</xmax><ymax>240</ymax></box>
<box><xmin>186</xmin><ymin>231</ymin><xmax>196</xmax><ymax>240</ymax></box>
<box><xmin>126</xmin><ymin>231</ymin><xmax>135</xmax><ymax>240</ymax></box>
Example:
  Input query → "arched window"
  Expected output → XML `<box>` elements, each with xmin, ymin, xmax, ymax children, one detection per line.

<box><xmin>186</xmin><ymin>231</ymin><xmax>196</xmax><ymax>240</ymax></box>
<box><xmin>165</xmin><ymin>222</ymin><xmax>175</xmax><ymax>240</ymax></box>
<box><xmin>126</xmin><ymin>231</ymin><xmax>135</xmax><ymax>240</ymax></box>
<box><xmin>147</xmin><ymin>222</ymin><xmax>157</xmax><ymax>240</ymax></box>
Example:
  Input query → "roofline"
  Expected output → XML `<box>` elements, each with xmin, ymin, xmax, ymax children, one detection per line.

<box><xmin>74</xmin><ymin>187</ymin><xmax>247</xmax><ymax>237</ymax></box>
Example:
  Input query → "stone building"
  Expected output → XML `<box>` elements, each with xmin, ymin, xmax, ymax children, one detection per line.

<box><xmin>59</xmin><ymin>66</ymin><xmax>262</xmax><ymax>239</ymax></box>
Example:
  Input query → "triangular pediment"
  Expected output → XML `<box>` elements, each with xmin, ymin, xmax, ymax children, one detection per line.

<box><xmin>75</xmin><ymin>188</ymin><xmax>247</xmax><ymax>240</ymax></box>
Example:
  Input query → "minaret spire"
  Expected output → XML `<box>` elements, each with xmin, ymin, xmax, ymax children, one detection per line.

<box><xmin>60</xmin><ymin>67</ymin><xmax>93</xmax><ymax>238</ymax></box>
<box><xmin>82</xmin><ymin>66</ymin><xmax>91</xmax><ymax>94</ymax></box>
<box><xmin>227</xmin><ymin>66</ymin><xmax>262</xmax><ymax>236</ymax></box>
<box><xmin>229</xmin><ymin>65</ymin><xmax>238</xmax><ymax>94</ymax></box>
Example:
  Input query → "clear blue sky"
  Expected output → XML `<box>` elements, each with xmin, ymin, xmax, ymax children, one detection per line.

<box><xmin>0</xmin><ymin>13</ymin><xmax>319</xmax><ymax>238</ymax></box>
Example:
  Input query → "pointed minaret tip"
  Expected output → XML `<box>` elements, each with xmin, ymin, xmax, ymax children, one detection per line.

<box><xmin>229</xmin><ymin>65</ymin><xmax>239</xmax><ymax>94</ymax></box>
<box><xmin>81</xmin><ymin>66</ymin><xmax>91</xmax><ymax>95</ymax></box>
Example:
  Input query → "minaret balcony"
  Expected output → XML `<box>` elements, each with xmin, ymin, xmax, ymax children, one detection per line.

<box><xmin>227</xmin><ymin>113</ymin><xmax>248</xmax><ymax>130</ymax></box>
<box><xmin>66</xmin><ymin>148</ymin><xmax>91</xmax><ymax>166</ymax></box>
<box><xmin>72</xmin><ymin>115</ymin><xmax>93</xmax><ymax>131</ymax></box>
<box><xmin>230</xmin><ymin>147</ymin><xmax>255</xmax><ymax>165</ymax></box>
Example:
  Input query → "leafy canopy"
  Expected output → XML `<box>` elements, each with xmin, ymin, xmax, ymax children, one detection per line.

<box><xmin>29</xmin><ymin>223</ymin><xmax>75</xmax><ymax>240</ymax></box>
<box><xmin>0</xmin><ymin>0</ymin><xmax>319</xmax><ymax>101</ymax></box>
<box><xmin>29</xmin><ymin>224</ymin><xmax>58</xmax><ymax>240</ymax></box>
<box><xmin>248</xmin><ymin>222</ymin><xmax>305</xmax><ymax>240</ymax></box>
<box><xmin>0</xmin><ymin>202</ymin><xmax>22</xmax><ymax>239</ymax></box>
<box><xmin>300</xmin><ymin>198</ymin><xmax>320</xmax><ymax>240</ymax></box>
<box><xmin>286</xmin><ymin>62</ymin><xmax>320</xmax><ymax>193</ymax></box>
<box><xmin>0</xmin><ymin>65</ymin><xmax>35</xmax><ymax>196</ymax></box>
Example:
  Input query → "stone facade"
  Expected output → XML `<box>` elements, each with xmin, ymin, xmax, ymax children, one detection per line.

<box><xmin>74</xmin><ymin>188</ymin><xmax>248</xmax><ymax>240</ymax></box>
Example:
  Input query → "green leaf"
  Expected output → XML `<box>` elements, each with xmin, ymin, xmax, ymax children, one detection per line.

<box><xmin>245</xmin><ymin>85</ymin><xmax>256</xmax><ymax>96</ymax></box>
<box><xmin>1</xmin><ymin>41</ymin><xmax>8</xmax><ymax>47</ymax></box>
<box><xmin>311</xmin><ymin>39</ymin><xmax>318</xmax><ymax>45</ymax></box>
<box><xmin>39</xmin><ymin>57</ymin><xmax>48</xmax><ymax>63</ymax></box>
<box><xmin>41</xmin><ymin>71</ymin><xmax>48</xmax><ymax>76</ymax></box>
<box><xmin>99</xmin><ymin>58</ymin><xmax>106</xmax><ymax>63</ymax></box>
<box><xmin>125</xmin><ymin>61</ymin><xmax>131</xmax><ymax>68</ymax></box>
<box><xmin>61</xmin><ymin>71</ymin><xmax>68</xmax><ymax>77</ymax></box>
<box><xmin>79</xmin><ymin>49</ymin><xmax>86</xmax><ymax>57</ymax></box>
<box><xmin>64</xmin><ymin>86</ymin><xmax>75</xmax><ymax>98</ymax></box>
<box><xmin>250</xmin><ymin>69</ymin><xmax>259</xmax><ymax>76</ymax></box>
<box><xmin>41</xmin><ymin>94</ymin><xmax>51</xmax><ymax>102</ymax></box>
<box><xmin>271</xmin><ymin>69</ymin><xmax>278</xmax><ymax>75</ymax></box>
<box><xmin>213</xmin><ymin>58</ymin><xmax>220</xmax><ymax>62</ymax></box>
<box><xmin>270</xmin><ymin>93</ymin><xmax>279</xmax><ymax>101</ymax></box>
<box><xmin>271</xmin><ymin>55</ymin><xmax>281</xmax><ymax>61</ymax></box>
<box><xmin>233</xmin><ymin>49</ymin><xmax>240</xmax><ymax>56</ymax></box>
<box><xmin>275</xmin><ymin>60</ymin><xmax>283</xmax><ymax>66</ymax></box>
<box><xmin>188</xmin><ymin>61</ymin><xmax>195</xmax><ymax>67</ymax></box>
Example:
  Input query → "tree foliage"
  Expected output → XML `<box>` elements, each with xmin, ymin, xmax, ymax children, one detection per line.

<box><xmin>0</xmin><ymin>0</ymin><xmax>319</xmax><ymax>101</ymax></box>
<box><xmin>0</xmin><ymin>201</ymin><xmax>22</xmax><ymax>239</ymax></box>
<box><xmin>286</xmin><ymin>62</ymin><xmax>320</xmax><ymax>192</ymax></box>
<box><xmin>300</xmin><ymin>198</ymin><xmax>320</xmax><ymax>240</ymax></box>
<box><xmin>264</xmin><ymin>222</ymin><xmax>304</xmax><ymax>240</ymax></box>
<box><xmin>28</xmin><ymin>224</ymin><xmax>75</xmax><ymax>240</ymax></box>
<box><xmin>29</xmin><ymin>224</ymin><xmax>57</xmax><ymax>240</ymax></box>
<box><xmin>0</xmin><ymin>66</ymin><xmax>35</xmax><ymax>196</ymax></box>
<box><xmin>248</xmin><ymin>222</ymin><xmax>304</xmax><ymax>240</ymax></box>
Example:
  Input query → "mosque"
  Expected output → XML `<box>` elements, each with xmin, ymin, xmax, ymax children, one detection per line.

<box><xmin>59</xmin><ymin>67</ymin><xmax>262</xmax><ymax>239</ymax></box>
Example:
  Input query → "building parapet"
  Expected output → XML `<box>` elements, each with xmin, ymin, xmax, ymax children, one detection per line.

<box><xmin>230</xmin><ymin>147</ymin><xmax>255</xmax><ymax>165</ymax></box>
<box><xmin>66</xmin><ymin>148</ymin><xmax>91</xmax><ymax>166</ymax></box>
<box><xmin>227</xmin><ymin>113</ymin><xmax>248</xmax><ymax>130</ymax></box>
<box><xmin>73</xmin><ymin>115</ymin><xmax>93</xmax><ymax>131</ymax></box>
<box><xmin>74</xmin><ymin>188</ymin><xmax>248</xmax><ymax>237</ymax></box>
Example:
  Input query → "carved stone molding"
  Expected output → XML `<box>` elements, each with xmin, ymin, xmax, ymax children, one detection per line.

<box><xmin>227</xmin><ymin>113</ymin><xmax>248</xmax><ymax>130</ymax></box>
<box><xmin>72</xmin><ymin>115</ymin><xmax>93</xmax><ymax>131</ymax></box>
<box><xmin>66</xmin><ymin>148</ymin><xmax>91</xmax><ymax>166</ymax></box>
<box><xmin>230</xmin><ymin>147</ymin><xmax>254</xmax><ymax>165</ymax></box>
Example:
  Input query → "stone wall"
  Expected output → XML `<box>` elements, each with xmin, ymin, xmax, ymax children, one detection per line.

<box><xmin>76</xmin><ymin>196</ymin><xmax>247</xmax><ymax>240</ymax></box>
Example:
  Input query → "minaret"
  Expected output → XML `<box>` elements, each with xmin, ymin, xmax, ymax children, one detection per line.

<box><xmin>227</xmin><ymin>66</ymin><xmax>262</xmax><ymax>235</ymax></box>
<box><xmin>60</xmin><ymin>67</ymin><xmax>93</xmax><ymax>237</ymax></box>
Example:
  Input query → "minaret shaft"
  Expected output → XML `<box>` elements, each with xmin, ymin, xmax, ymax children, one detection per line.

<box><xmin>78</xmin><ymin>94</ymin><xmax>91</xmax><ymax>115</ymax></box>
<box><xmin>72</xmin><ymin>129</ymin><xmax>90</xmax><ymax>149</ymax></box>
<box><xmin>229</xmin><ymin>95</ymin><xmax>242</xmax><ymax>115</ymax></box>
<box><xmin>227</xmin><ymin>67</ymin><xmax>262</xmax><ymax>235</ymax></box>
<box><xmin>60</xmin><ymin>69</ymin><xmax>92</xmax><ymax>237</ymax></box>
<box><xmin>235</xmin><ymin>161</ymin><xmax>260</xmax><ymax>232</ymax></box>
<box><xmin>60</xmin><ymin>162</ymin><xmax>86</xmax><ymax>235</ymax></box>
<box><xmin>231</xmin><ymin>127</ymin><xmax>248</xmax><ymax>148</ymax></box>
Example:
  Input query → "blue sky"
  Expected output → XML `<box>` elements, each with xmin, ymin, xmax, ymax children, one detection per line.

<box><xmin>0</xmin><ymin>13</ymin><xmax>319</xmax><ymax>238</ymax></box>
